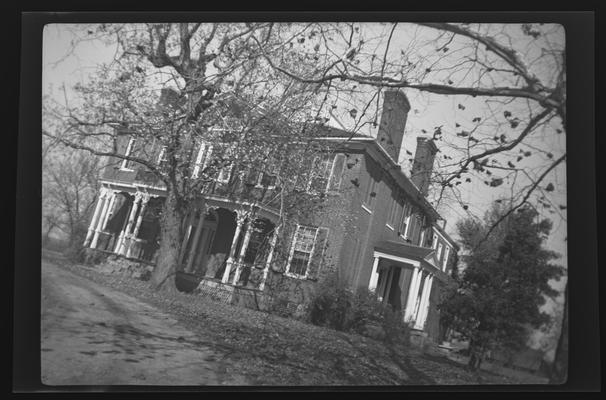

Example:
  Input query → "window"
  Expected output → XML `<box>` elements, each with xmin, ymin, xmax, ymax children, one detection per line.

<box><xmin>192</xmin><ymin>142</ymin><xmax>213</xmax><ymax>179</ymax></box>
<box><xmin>386</xmin><ymin>195</ymin><xmax>399</xmax><ymax>229</ymax></box>
<box><xmin>157</xmin><ymin>146</ymin><xmax>168</xmax><ymax>167</ymax></box>
<box><xmin>399</xmin><ymin>203</ymin><xmax>412</xmax><ymax>238</ymax></box>
<box><xmin>120</xmin><ymin>138</ymin><xmax>137</xmax><ymax>170</ymax></box>
<box><xmin>214</xmin><ymin>144</ymin><xmax>234</xmax><ymax>183</ymax></box>
<box><xmin>442</xmin><ymin>246</ymin><xmax>451</xmax><ymax>271</ymax></box>
<box><xmin>418</xmin><ymin>217</ymin><xmax>427</xmax><ymax>245</ymax></box>
<box><xmin>254</xmin><ymin>156</ymin><xmax>279</xmax><ymax>189</ymax></box>
<box><xmin>431</xmin><ymin>232</ymin><xmax>438</xmax><ymax>249</ymax></box>
<box><xmin>363</xmin><ymin>176</ymin><xmax>378</xmax><ymax>209</ymax></box>
<box><xmin>437</xmin><ymin>242</ymin><xmax>444</xmax><ymax>262</ymax></box>
<box><xmin>286</xmin><ymin>225</ymin><xmax>319</xmax><ymax>278</ymax></box>
<box><xmin>309</xmin><ymin>155</ymin><xmax>333</xmax><ymax>193</ymax></box>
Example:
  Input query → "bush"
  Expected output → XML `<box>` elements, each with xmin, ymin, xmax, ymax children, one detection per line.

<box><xmin>307</xmin><ymin>273</ymin><xmax>410</xmax><ymax>345</ymax></box>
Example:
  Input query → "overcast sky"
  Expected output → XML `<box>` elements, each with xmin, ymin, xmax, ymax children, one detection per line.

<box><xmin>42</xmin><ymin>23</ymin><xmax>567</xmax><ymax>300</ymax></box>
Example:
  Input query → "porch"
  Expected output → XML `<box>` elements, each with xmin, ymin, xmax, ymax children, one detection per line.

<box><xmin>368</xmin><ymin>241</ymin><xmax>444</xmax><ymax>332</ymax></box>
<box><xmin>84</xmin><ymin>185</ymin><xmax>281</xmax><ymax>293</ymax></box>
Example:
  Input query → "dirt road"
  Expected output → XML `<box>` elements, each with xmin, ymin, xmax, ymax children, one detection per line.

<box><xmin>41</xmin><ymin>259</ymin><xmax>248</xmax><ymax>386</ymax></box>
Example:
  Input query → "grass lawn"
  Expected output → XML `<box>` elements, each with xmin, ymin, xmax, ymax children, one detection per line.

<box><xmin>43</xmin><ymin>249</ymin><xmax>540</xmax><ymax>386</ymax></box>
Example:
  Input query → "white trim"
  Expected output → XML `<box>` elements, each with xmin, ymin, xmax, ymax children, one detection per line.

<box><xmin>119</xmin><ymin>138</ymin><xmax>136</xmax><ymax>171</ymax></box>
<box><xmin>285</xmin><ymin>225</ymin><xmax>319</xmax><ymax>280</ymax></box>
<box><xmin>361</xmin><ymin>204</ymin><xmax>373</xmax><ymax>214</ymax></box>
<box><xmin>373</xmin><ymin>250</ymin><xmax>420</xmax><ymax>267</ymax></box>
<box><xmin>442</xmin><ymin>246</ymin><xmax>451</xmax><ymax>271</ymax></box>
<box><xmin>192</xmin><ymin>142</ymin><xmax>209</xmax><ymax>179</ymax></box>
<box><xmin>313</xmin><ymin>136</ymin><xmax>376</xmax><ymax>142</ymax></box>
<box><xmin>385</xmin><ymin>223</ymin><xmax>394</xmax><ymax>231</ymax></box>
<box><xmin>432</xmin><ymin>226</ymin><xmax>456</xmax><ymax>248</ymax></box>
<box><xmin>363</xmin><ymin>177</ymin><xmax>378</xmax><ymax>210</ymax></box>
<box><xmin>157</xmin><ymin>145</ymin><xmax>167</xmax><ymax>165</ymax></box>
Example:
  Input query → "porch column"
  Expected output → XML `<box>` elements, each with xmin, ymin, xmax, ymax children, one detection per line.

<box><xmin>185</xmin><ymin>204</ymin><xmax>207</xmax><ymax>273</ymax></box>
<box><xmin>84</xmin><ymin>187</ymin><xmax>107</xmax><ymax>247</ymax></box>
<box><xmin>232</xmin><ymin>219</ymin><xmax>253</xmax><ymax>285</ymax></box>
<box><xmin>118</xmin><ymin>193</ymin><xmax>141</xmax><ymax>255</ymax></box>
<box><xmin>100</xmin><ymin>190</ymin><xmax>117</xmax><ymax>232</ymax></box>
<box><xmin>368</xmin><ymin>255</ymin><xmax>381</xmax><ymax>293</ymax></box>
<box><xmin>126</xmin><ymin>193</ymin><xmax>150</xmax><ymax>258</ymax></box>
<box><xmin>403</xmin><ymin>266</ymin><xmax>422</xmax><ymax>322</ymax></box>
<box><xmin>222</xmin><ymin>212</ymin><xmax>245</xmax><ymax>283</ymax></box>
<box><xmin>415</xmin><ymin>274</ymin><xmax>434</xmax><ymax>330</ymax></box>
<box><xmin>90</xmin><ymin>189</ymin><xmax>111</xmax><ymax>249</ymax></box>
<box><xmin>259</xmin><ymin>226</ymin><xmax>280</xmax><ymax>291</ymax></box>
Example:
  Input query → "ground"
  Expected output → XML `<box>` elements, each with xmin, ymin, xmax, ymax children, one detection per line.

<box><xmin>40</xmin><ymin>250</ymin><xmax>547</xmax><ymax>386</ymax></box>
<box><xmin>41</xmin><ymin>258</ymin><xmax>247</xmax><ymax>385</ymax></box>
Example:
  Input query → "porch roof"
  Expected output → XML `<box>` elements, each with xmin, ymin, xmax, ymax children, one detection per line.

<box><xmin>375</xmin><ymin>240</ymin><xmax>435</xmax><ymax>261</ymax></box>
<box><xmin>374</xmin><ymin>240</ymin><xmax>452</xmax><ymax>283</ymax></box>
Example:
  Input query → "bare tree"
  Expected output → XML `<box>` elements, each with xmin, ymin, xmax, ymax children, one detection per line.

<box><xmin>42</xmin><ymin>136</ymin><xmax>101</xmax><ymax>255</ymax></box>
<box><xmin>43</xmin><ymin>23</ymin><xmax>337</xmax><ymax>292</ymax></box>
<box><xmin>259</xmin><ymin>22</ymin><xmax>567</xmax><ymax>380</ymax></box>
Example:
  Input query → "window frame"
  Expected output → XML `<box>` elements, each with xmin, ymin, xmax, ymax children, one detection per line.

<box><xmin>386</xmin><ymin>195</ymin><xmax>399</xmax><ymax>230</ymax></box>
<box><xmin>442</xmin><ymin>246</ymin><xmax>451</xmax><ymax>271</ymax></box>
<box><xmin>437</xmin><ymin>242</ymin><xmax>444</xmax><ymax>262</ymax></box>
<box><xmin>120</xmin><ymin>138</ymin><xmax>137</xmax><ymax>171</ymax></box>
<box><xmin>192</xmin><ymin>142</ymin><xmax>213</xmax><ymax>179</ymax></box>
<box><xmin>363</xmin><ymin>176</ymin><xmax>378</xmax><ymax>210</ymax></box>
<box><xmin>285</xmin><ymin>224</ymin><xmax>319</xmax><ymax>280</ymax></box>
<box><xmin>399</xmin><ymin>203</ymin><xmax>412</xmax><ymax>239</ymax></box>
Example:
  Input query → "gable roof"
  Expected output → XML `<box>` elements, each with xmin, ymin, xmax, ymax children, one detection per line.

<box><xmin>374</xmin><ymin>240</ymin><xmax>453</xmax><ymax>282</ymax></box>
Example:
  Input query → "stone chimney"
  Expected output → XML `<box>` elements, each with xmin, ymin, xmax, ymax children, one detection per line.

<box><xmin>376</xmin><ymin>90</ymin><xmax>411</xmax><ymax>161</ymax></box>
<box><xmin>410</xmin><ymin>136</ymin><xmax>438</xmax><ymax>196</ymax></box>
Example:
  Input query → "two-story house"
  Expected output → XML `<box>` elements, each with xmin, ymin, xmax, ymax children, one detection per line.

<box><xmin>83</xmin><ymin>89</ymin><xmax>458</xmax><ymax>342</ymax></box>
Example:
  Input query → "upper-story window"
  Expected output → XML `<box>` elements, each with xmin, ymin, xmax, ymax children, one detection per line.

<box><xmin>157</xmin><ymin>146</ymin><xmax>168</xmax><ymax>167</ymax></box>
<box><xmin>296</xmin><ymin>153</ymin><xmax>345</xmax><ymax>194</ymax></box>
<box><xmin>437</xmin><ymin>242</ymin><xmax>444</xmax><ymax>262</ymax></box>
<box><xmin>399</xmin><ymin>202</ymin><xmax>412</xmax><ymax>238</ymax></box>
<box><xmin>286</xmin><ymin>225</ymin><xmax>319</xmax><ymax>278</ymax></box>
<box><xmin>309</xmin><ymin>155</ymin><xmax>333</xmax><ymax>192</ymax></box>
<box><xmin>192</xmin><ymin>142</ymin><xmax>213</xmax><ymax>179</ymax></box>
<box><xmin>214</xmin><ymin>144</ymin><xmax>235</xmax><ymax>183</ymax></box>
<box><xmin>442</xmin><ymin>246</ymin><xmax>451</xmax><ymax>271</ymax></box>
<box><xmin>431</xmin><ymin>232</ymin><xmax>439</xmax><ymax>249</ymax></box>
<box><xmin>120</xmin><ymin>138</ymin><xmax>137</xmax><ymax>170</ymax></box>
<box><xmin>363</xmin><ymin>176</ymin><xmax>378</xmax><ymax>211</ymax></box>
<box><xmin>386</xmin><ymin>195</ymin><xmax>399</xmax><ymax>229</ymax></box>
<box><xmin>418</xmin><ymin>216</ymin><xmax>427</xmax><ymax>245</ymax></box>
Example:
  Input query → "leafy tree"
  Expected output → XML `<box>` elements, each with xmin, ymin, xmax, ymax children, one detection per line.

<box><xmin>440</xmin><ymin>202</ymin><xmax>564</xmax><ymax>370</ymax></box>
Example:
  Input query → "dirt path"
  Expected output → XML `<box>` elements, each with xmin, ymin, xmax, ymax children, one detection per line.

<box><xmin>41</xmin><ymin>259</ymin><xmax>249</xmax><ymax>386</ymax></box>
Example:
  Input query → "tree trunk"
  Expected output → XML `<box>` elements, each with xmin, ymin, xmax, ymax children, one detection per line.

<box><xmin>549</xmin><ymin>282</ymin><xmax>568</xmax><ymax>384</ymax></box>
<box><xmin>467</xmin><ymin>340</ymin><xmax>485</xmax><ymax>371</ymax></box>
<box><xmin>150</xmin><ymin>189</ymin><xmax>183</xmax><ymax>293</ymax></box>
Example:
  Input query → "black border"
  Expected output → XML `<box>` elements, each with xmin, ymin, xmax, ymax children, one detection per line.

<box><xmin>12</xmin><ymin>10</ymin><xmax>600</xmax><ymax>393</ymax></box>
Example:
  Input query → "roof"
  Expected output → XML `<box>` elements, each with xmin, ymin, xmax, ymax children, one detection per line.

<box><xmin>375</xmin><ymin>240</ymin><xmax>435</xmax><ymax>261</ymax></box>
<box><xmin>374</xmin><ymin>240</ymin><xmax>453</xmax><ymax>282</ymax></box>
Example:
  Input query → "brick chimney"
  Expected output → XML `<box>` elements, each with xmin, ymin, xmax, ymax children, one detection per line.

<box><xmin>411</xmin><ymin>136</ymin><xmax>438</xmax><ymax>196</ymax></box>
<box><xmin>376</xmin><ymin>90</ymin><xmax>411</xmax><ymax>161</ymax></box>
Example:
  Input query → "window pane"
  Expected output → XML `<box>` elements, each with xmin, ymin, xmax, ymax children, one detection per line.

<box><xmin>290</xmin><ymin>251</ymin><xmax>310</xmax><ymax>276</ymax></box>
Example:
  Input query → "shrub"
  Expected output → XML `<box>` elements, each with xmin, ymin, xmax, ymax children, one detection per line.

<box><xmin>307</xmin><ymin>273</ymin><xmax>410</xmax><ymax>346</ymax></box>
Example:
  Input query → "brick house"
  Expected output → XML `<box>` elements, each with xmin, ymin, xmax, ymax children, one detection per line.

<box><xmin>83</xmin><ymin>89</ymin><xmax>458</xmax><ymax>341</ymax></box>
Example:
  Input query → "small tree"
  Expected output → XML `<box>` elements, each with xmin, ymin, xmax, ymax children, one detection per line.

<box><xmin>440</xmin><ymin>202</ymin><xmax>564</xmax><ymax>370</ymax></box>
